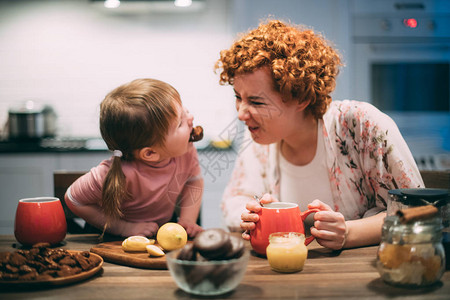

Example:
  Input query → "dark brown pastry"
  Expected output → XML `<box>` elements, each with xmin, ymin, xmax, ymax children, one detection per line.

<box><xmin>223</xmin><ymin>235</ymin><xmax>245</xmax><ymax>259</ymax></box>
<box><xmin>177</xmin><ymin>243</ymin><xmax>196</xmax><ymax>261</ymax></box>
<box><xmin>8</xmin><ymin>252</ymin><xmax>27</xmax><ymax>267</ymax></box>
<box><xmin>1</xmin><ymin>272</ymin><xmax>18</xmax><ymax>280</ymax></box>
<box><xmin>57</xmin><ymin>265</ymin><xmax>76</xmax><ymax>277</ymax></box>
<box><xmin>0</xmin><ymin>245</ymin><xmax>101</xmax><ymax>281</ymax></box>
<box><xmin>0</xmin><ymin>252</ymin><xmax>10</xmax><ymax>264</ymax></box>
<box><xmin>35</xmin><ymin>274</ymin><xmax>53</xmax><ymax>281</ymax></box>
<box><xmin>72</xmin><ymin>252</ymin><xmax>92</xmax><ymax>271</ymax></box>
<box><xmin>18</xmin><ymin>271</ymin><xmax>38</xmax><ymax>281</ymax></box>
<box><xmin>209</xmin><ymin>264</ymin><xmax>236</xmax><ymax>288</ymax></box>
<box><xmin>18</xmin><ymin>264</ymin><xmax>35</xmax><ymax>274</ymax></box>
<box><xmin>193</xmin><ymin>228</ymin><xmax>232</xmax><ymax>260</ymax></box>
<box><xmin>59</xmin><ymin>256</ymin><xmax>77</xmax><ymax>267</ymax></box>
<box><xmin>184</xmin><ymin>265</ymin><xmax>215</xmax><ymax>288</ymax></box>
<box><xmin>32</xmin><ymin>242</ymin><xmax>51</xmax><ymax>249</ymax></box>
<box><xmin>189</xmin><ymin>126</ymin><xmax>203</xmax><ymax>142</ymax></box>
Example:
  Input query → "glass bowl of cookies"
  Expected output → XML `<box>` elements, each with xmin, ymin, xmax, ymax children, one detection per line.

<box><xmin>166</xmin><ymin>228</ymin><xmax>249</xmax><ymax>296</ymax></box>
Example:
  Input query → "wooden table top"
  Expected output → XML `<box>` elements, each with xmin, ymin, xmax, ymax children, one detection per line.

<box><xmin>0</xmin><ymin>234</ymin><xmax>449</xmax><ymax>299</ymax></box>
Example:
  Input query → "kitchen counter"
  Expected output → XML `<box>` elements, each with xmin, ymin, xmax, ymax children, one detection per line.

<box><xmin>0</xmin><ymin>137</ymin><xmax>232</xmax><ymax>154</ymax></box>
<box><xmin>0</xmin><ymin>234</ymin><xmax>449</xmax><ymax>299</ymax></box>
<box><xmin>0</xmin><ymin>137</ymin><xmax>109</xmax><ymax>153</ymax></box>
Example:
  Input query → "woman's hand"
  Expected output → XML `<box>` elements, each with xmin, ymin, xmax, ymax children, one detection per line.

<box><xmin>177</xmin><ymin>219</ymin><xmax>204</xmax><ymax>238</ymax></box>
<box><xmin>308</xmin><ymin>199</ymin><xmax>347</xmax><ymax>250</ymax></box>
<box><xmin>241</xmin><ymin>193</ymin><xmax>278</xmax><ymax>240</ymax></box>
<box><xmin>120</xmin><ymin>221</ymin><xmax>159</xmax><ymax>238</ymax></box>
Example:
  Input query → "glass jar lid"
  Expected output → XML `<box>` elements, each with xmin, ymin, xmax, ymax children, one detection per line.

<box><xmin>388</xmin><ymin>188</ymin><xmax>449</xmax><ymax>207</ymax></box>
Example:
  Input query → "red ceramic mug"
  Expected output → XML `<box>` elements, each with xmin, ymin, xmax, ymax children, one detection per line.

<box><xmin>250</xmin><ymin>202</ymin><xmax>321</xmax><ymax>255</ymax></box>
<box><xmin>14</xmin><ymin>197</ymin><xmax>67</xmax><ymax>246</ymax></box>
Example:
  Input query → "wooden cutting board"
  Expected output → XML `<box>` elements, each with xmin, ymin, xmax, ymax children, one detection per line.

<box><xmin>90</xmin><ymin>241</ymin><xmax>168</xmax><ymax>269</ymax></box>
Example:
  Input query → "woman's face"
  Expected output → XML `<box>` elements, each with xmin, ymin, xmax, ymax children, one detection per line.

<box><xmin>233</xmin><ymin>67</ymin><xmax>301</xmax><ymax>145</ymax></box>
<box><xmin>159</xmin><ymin>103</ymin><xmax>194</xmax><ymax>159</ymax></box>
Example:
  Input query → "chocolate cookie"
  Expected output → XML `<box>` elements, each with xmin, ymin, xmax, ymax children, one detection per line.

<box><xmin>189</xmin><ymin>126</ymin><xmax>203</xmax><ymax>142</ymax></box>
<box><xmin>177</xmin><ymin>243</ymin><xmax>196</xmax><ymax>261</ymax></box>
<box><xmin>184</xmin><ymin>265</ymin><xmax>215</xmax><ymax>288</ymax></box>
<box><xmin>193</xmin><ymin>228</ymin><xmax>232</xmax><ymax>260</ymax></box>
<box><xmin>223</xmin><ymin>235</ymin><xmax>245</xmax><ymax>259</ymax></box>
<box><xmin>209</xmin><ymin>264</ymin><xmax>236</xmax><ymax>288</ymax></box>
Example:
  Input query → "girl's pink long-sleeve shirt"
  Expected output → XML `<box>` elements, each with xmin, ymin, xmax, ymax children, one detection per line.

<box><xmin>67</xmin><ymin>144</ymin><xmax>202</xmax><ymax>226</ymax></box>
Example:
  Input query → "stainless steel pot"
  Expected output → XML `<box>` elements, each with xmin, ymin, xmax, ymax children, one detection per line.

<box><xmin>8</xmin><ymin>101</ymin><xmax>57</xmax><ymax>140</ymax></box>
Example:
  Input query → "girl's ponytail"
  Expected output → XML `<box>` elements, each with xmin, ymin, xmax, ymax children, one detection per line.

<box><xmin>101</xmin><ymin>150</ymin><xmax>128</xmax><ymax>233</ymax></box>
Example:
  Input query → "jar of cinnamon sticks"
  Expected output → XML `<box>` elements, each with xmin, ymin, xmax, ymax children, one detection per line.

<box><xmin>377</xmin><ymin>205</ymin><xmax>445</xmax><ymax>287</ymax></box>
<box><xmin>387</xmin><ymin>188</ymin><xmax>449</xmax><ymax>270</ymax></box>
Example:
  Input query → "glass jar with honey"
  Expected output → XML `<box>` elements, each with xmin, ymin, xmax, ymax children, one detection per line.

<box><xmin>266</xmin><ymin>232</ymin><xmax>308</xmax><ymax>273</ymax></box>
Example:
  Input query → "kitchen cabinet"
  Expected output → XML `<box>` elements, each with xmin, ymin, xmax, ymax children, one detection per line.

<box><xmin>0</xmin><ymin>152</ymin><xmax>110</xmax><ymax>234</ymax></box>
<box><xmin>197</xmin><ymin>149</ymin><xmax>237</xmax><ymax>230</ymax></box>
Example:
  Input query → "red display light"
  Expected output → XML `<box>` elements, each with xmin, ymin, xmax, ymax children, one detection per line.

<box><xmin>403</xmin><ymin>18</ymin><xmax>418</xmax><ymax>28</ymax></box>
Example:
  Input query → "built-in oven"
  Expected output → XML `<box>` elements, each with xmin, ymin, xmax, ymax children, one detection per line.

<box><xmin>350</xmin><ymin>0</ymin><xmax>450</xmax><ymax>170</ymax></box>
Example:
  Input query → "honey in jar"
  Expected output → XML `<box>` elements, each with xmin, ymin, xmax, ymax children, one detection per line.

<box><xmin>266</xmin><ymin>232</ymin><xmax>308</xmax><ymax>273</ymax></box>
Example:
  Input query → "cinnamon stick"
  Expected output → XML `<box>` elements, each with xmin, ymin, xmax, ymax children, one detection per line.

<box><xmin>396</xmin><ymin>205</ymin><xmax>439</xmax><ymax>223</ymax></box>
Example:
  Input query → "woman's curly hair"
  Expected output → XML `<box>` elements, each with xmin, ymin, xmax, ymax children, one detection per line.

<box><xmin>215</xmin><ymin>20</ymin><xmax>343</xmax><ymax>119</ymax></box>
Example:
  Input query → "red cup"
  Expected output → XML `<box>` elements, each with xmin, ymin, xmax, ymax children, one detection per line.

<box><xmin>250</xmin><ymin>202</ymin><xmax>321</xmax><ymax>255</ymax></box>
<box><xmin>14</xmin><ymin>197</ymin><xmax>67</xmax><ymax>246</ymax></box>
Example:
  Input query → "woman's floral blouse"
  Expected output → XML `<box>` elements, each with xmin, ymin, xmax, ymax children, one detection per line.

<box><xmin>221</xmin><ymin>100</ymin><xmax>424</xmax><ymax>231</ymax></box>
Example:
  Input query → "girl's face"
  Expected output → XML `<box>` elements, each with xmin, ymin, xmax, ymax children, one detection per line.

<box><xmin>158</xmin><ymin>104</ymin><xmax>194</xmax><ymax>159</ymax></box>
<box><xmin>233</xmin><ymin>67</ymin><xmax>302</xmax><ymax>145</ymax></box>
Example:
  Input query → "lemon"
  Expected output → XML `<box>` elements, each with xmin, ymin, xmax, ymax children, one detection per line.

<box><xmin>211</xmin><ymin>139</ymin><xmax>232</xmax><ymax>149</ymax></box>
<box><xmin>156</xmin><ymin>222</ymin><xmax>187</xmax><ymax>251</ymax></box>
<box><xmin>122</xmin><ymin>236</ymin><xmax>155</xmax><ymax>252</ymax></box>
<box><xmin>146</xmin><ymin>245</ymin><xmax>165</xmax><ymax>257</ymax></box>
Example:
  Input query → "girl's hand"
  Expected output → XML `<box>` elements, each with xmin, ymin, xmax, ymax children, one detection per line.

<box><xmin>120</xmin><ymin>221</ymin><xmax>159</xmax><ymax>238</ymax></box>
<box><xmin>241</xmin><ymin>193</ymin><xmax>278</xmax><ymax>240</ymax></box>
<box><xmin>177</xmin><ymin>219</ymin><xmax>204</xmax><ymax>238</ymax></box>
<box><xmin>308</xmin><ymin>199</ymin><xmax>347</xmax><ymax>250</ymax></box>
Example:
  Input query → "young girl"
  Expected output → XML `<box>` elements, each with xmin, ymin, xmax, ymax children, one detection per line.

<box><xmin>64</xmin><ymin>78</ymin><xmax>204</xmax><ymax>238</ymax></box>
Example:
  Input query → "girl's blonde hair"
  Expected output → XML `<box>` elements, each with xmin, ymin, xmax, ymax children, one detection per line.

<box><xmin>99</xmin><ymin>78</ymin><xmax>181</xmax><ymax>229</ymax></box>
<box><xmin>215</xmin><ymin>19</ymin><xmax>342</xmax><ymax>119</ymax></box>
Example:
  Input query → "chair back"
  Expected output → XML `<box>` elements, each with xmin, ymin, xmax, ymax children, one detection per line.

<box><xmin>420</xmin><ymin>170</ymin><xmax>450</xmax><ymax>189</ymax></box>
<box><xmin>53</xmin><ymin>171</ymin><xmax>87</xmax><ymax>233</ymax></box>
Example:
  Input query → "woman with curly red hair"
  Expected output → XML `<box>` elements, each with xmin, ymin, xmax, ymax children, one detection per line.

<box><xmin>215</xmin><ymin>20</ymin><xmax>423</xmax><ymax>250</ymax></box>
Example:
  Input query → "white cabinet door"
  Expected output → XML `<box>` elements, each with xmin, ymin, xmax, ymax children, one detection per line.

<box><xmin>198</xmin><ymin>150</ymin><xmax>237</xmax><ymax>229</ymax></box>
<box><xmin>0</xmin><ymin>154</ymin><xmax>58</xmax><ymax>234</ymax></box>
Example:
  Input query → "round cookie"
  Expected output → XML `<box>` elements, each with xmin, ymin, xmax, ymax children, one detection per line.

<box><xmin>223</xmin><ymin>235</ymin><xmax>245</xmax><ymax>259</ymax></box>
<box><xmin>177</xmin><ymin>243</ymin><xmax>196</xmax><ymax>261</ymax></box>
<box><xmin>189</xmin><ymin>126</ymin><xmax>203</xmax><ymax>142</ymax></box>
<box><xmin>193</xmin><ymin>228</ymin><xmax>231</xmax><ymax>260</ymax></box>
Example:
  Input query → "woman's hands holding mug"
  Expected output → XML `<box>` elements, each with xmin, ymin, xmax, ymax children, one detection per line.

<box><xmin>240</xmin><ymin>196</ymin><xmax>348</xmax><ymax>251</ymax></box>
<box><xmin>241</xmin><ymin>193</ymin><xmax>277</xmax><ymax>240</ymax></box>
<box><xmin>308</xmin><ymin>199</ymin><xmax>348</xmax><ymax>250</ymax></box>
